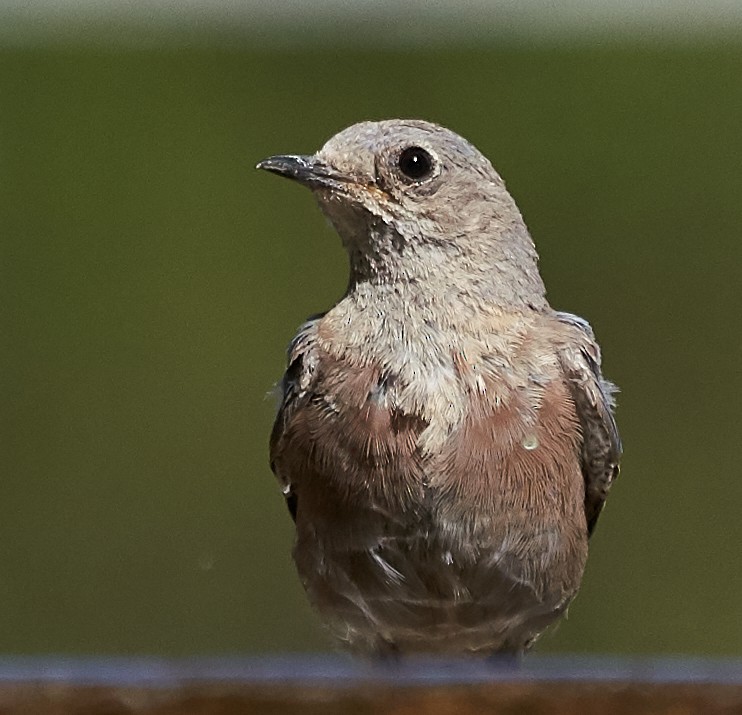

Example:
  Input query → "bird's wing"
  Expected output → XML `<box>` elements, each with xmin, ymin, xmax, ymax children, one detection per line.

<box><xmin>269</xmin><ymin>317</ymin><xmax>322</xmax><ymax>523</ymax></box>
<box><xmin>555</xmin><ymin>312</ymin><xmax>622</xmax><ymax>536</ymax></box>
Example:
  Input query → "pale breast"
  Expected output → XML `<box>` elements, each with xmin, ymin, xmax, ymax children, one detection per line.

<box><xmin>274</xmin><ymin>310</ymin><xmax>589</xmax><ymax>654</ymax></box>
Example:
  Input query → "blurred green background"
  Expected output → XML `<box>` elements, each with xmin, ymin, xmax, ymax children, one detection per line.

<box><xmin>2</xmin><ymin>8</ymin><xmax>742</xmax><ymax>657</ymax></box>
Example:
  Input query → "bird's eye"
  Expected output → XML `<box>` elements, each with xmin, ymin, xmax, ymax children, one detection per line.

<box><xmin>397</xmin><ymin>146</ymin><xmax>434</xmax><ymax>182</ymax></box>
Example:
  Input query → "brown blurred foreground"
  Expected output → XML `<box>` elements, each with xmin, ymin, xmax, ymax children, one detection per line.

<box><xmin>0</xmin><ymin>656</ymin><xmax>741</xmax><ymax>714</ymax></box>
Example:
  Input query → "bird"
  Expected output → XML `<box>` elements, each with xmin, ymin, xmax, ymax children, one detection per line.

<box><xmin>257</xmin><ymin>119</ymin><xmax>621</xmax><ymax>657</ymax></box>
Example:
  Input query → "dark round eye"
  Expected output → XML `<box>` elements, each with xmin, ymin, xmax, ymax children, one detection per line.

<box><xmin>398</xmin><ymin>146</ymin><xmax>434</xmax><ymax>181</ymax></box>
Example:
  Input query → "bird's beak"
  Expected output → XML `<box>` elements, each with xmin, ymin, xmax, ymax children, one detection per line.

<box><xmin>256</xmin><ymin>154</ymin><xmax>345</xmax><ymax>190</ymax></box>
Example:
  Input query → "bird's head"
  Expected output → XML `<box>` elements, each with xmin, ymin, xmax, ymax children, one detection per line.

<box><xmin>258</xmin><ymin>119</ymin><xmax>545</xmax><ymax>306</ymax></box>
